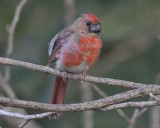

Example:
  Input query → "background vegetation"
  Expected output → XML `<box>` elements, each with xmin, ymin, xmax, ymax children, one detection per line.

<box><xmin>0</xmin><ymin>0</ymin><xmax>160</xmax><ymax>128</ymax></box>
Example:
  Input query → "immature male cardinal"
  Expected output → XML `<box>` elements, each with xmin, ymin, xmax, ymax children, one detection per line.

<box><xmin>48</xmin><ymin>12</ymin><xmax>102</xmax><ymax>108</ymax></box>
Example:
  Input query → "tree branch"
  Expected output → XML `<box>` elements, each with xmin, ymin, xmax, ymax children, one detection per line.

<box><xmin>0</xmin><ymin>73</ymin><xmax>17</xmax><ymax>98</ymax></box>
<box><xmin>6</xmin><ymin>0</ymin><xmax>28</xmax><ymax>57</ymax></box>
<box><xmin>5</xmin><ymin>0</ymin><xmax>28</xmax><ymax>81</ymax></box>
<box><xmin>0</xmin><ymin>109</ymin><xmax>55</xmax><ymax>128</ymax></box>
<box><xmin>92</xmin><ymin>84</ymin><xmax>130</xmax><ymax>122</ymax></box>
<box><xmin>0</xmin><ymin>57</ymin><xmax>160</xmax><ymax>127</ymax></box>
<box><xmin>0</xmin><ymin>86</ymin><xmax>160</xmax><ymax>112</ymax></box>
<box><xmin>100</xmin><ymin>101</ymin><xmax>160</xmax><ymax>111</ymax></box>
<box><xmin>0</xmin><ymin>57</ymin><xmax>158</xmax><ymax>89</ymax></box>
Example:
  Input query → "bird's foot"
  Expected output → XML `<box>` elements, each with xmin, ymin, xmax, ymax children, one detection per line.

<box><xmin>80</xmin><ymin>73</ymin><xmax>87</xmax><ymax>84</ymax></box>
<box><xmin>80</xmin><ymin>73</ymin><xmax>87</xmax><ymax>81</ymax></box>
<box><xmin>62</xmin><ymin>72</ymin><xmax>69</xmax><ymax>83</ymax></box>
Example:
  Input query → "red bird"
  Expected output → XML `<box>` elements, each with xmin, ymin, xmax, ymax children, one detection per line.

<box><xmin>48</xmin><ymin>12</ymin><xmax>102</xmax><ymax>110</ymax></box>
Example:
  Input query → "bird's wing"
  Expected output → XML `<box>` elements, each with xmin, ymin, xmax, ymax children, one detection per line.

<box><xmin>48</xmin><ymin>27</ymin><xmax>75</xmax><ymax>65</ymax></box>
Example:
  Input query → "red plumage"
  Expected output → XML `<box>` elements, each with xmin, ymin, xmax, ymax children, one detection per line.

<box><xmin>50</xmin><ymin>76</ymin><xmax>68</xmax><ymax>104</ymax></box>
<box><xmin>48</xmin><ymin>12</ymin><xmax>102</xmax><ymax>118</ymax></box>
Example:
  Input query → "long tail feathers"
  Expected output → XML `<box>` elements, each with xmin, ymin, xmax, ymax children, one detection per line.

<box><xmin>50</xmin><ymin>76</ymin><xmax>68</xmax><ymax>104</ymax></box>
<box><xmin>49</xmin><ymin>76</ymin><xmax>68</xmax><ymax>119</ymax></box>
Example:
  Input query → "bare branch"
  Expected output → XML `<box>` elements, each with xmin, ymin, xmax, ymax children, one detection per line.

<box><xmin>1</xmin><ymin>1</ymin><xmax>42</xmax><ymax>127</ymax></box>
<box><xmin>0</xmin><ymin>58</ymin><xmax>160</xmax><ymax>127</ymax></box>
<box><xmin>100</xmin><ymin>101</ymin><xmax>160</xmax><ymax>111</ymax></box>
<box><xmin>0</xmin><ymin>86</ymin><xmax>160</xmax><ymax>112</ymax></box>
<box><xmin>129</xmin><ymin>109</ymin><xmax>139</xmax><ymax>128</ymax></box>
<box><xmin>0</xmin><ymin>59</ymin><xmax>160</xmax><ymax>127</ymax></box>
<box><xmin>19</xmin><ymin>120</ymin><xmax>30</xmax><ymax>128</ymax></box>
<box><xmin>136</xmin><ymin>108</ymin><xmax>148</xmax><ymax>117</ymax></box>
<box><xmin>0</xmin><ymin>109</ymin><xmax>55</xmax><ymax>128</ymax></box>
<box><xmin>0</xmin><ymin>73</ymin><xmax>17</xmax><ymax>98</ymax></box>
<box><xmin>128</xmin><ymin>108</ymin><xmax>148</xmax><ymax>128</ymax></box>
<box><xmin>92</xmin><ymin>84</ymin><xmax>130</xmax><ymax>122</ymax></box>
<box><xmin>5</xmin><ymin>0</ymin><xmax>28</xmax><ymax>81</ymax></box>
<box><xmin>0</xmin><ymin>109</ymin><xmax>53</xmax><ymax>120</ymax></box>
<box><xmin>92</xmin><ymin>84</ymin><xmax>149</xmax><ymax>127</ymax></box>
<box><xmin>0</xmin><ymin>57</ymin><xmax>158</xmax><ymax>89</ymax></box>
<box><xmin>92</xmin><ymin>84</ymin><xmax>107</xmax><ymax>97</ymax></box>
<box><xmin>0</xmin><ymin>72</ymin><xmax>42</xmax><ymax>128</ymax></box>
<box><xmin>149</xmin><ymin>92</ymin><xmax>160</xmax><ymax>101</ymax></box>
<box><xmin>6</xmin><ymin>0</ymin><xmax>28</xmax><ymax>57</ymax></box>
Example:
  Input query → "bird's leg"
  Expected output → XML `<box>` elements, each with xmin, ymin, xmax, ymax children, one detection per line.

<box><xmin>62</xmin><ymin>71</ymin><xmax>69</xmax><ymax>83</ymax></box>
<box><xmin>81</xmin><ymin>73</ymin><xmax>87</xmax><ymax>81</ymax></box>
<box><xmin>80</xmin><ymin>73</ymin><xmax>87</xmax><ymax>84</ymax></box>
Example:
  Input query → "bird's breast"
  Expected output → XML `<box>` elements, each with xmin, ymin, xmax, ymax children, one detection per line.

<box><xmin>78</xmin><ymin>36</ymin><xmax>102</xmax><ymax>67</ymax></box>
<box><xmin>56</xmin><ymin>35</ymin><xmax>102</xmax><ymax>73</ymax></box>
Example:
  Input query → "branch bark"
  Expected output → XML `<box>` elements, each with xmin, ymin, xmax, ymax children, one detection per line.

<box><xmin>0</xmin><ymin>57</ymin><xmax>157</xmax><ymax>89</ymax></box>
<box><xmin>6</xmin><ymin>0</ymin><xmax>28</xmax><ymax>57</ymax></box>
<box><xmin>5</xmin><ymin>0</ymin><xmax>28</xmax><ymax>81</ymax></box>
<box><xmin>92</xmin><ymin>84</ymin><xmax>130</xmax><ymax>122</ymax></box>
<box><xmin>0</xmin><ymin>109</ymin><xmax>55</xmax><ymax>128</ymax></box>
<box><xmin>0</xmin><ymin>57</ymin><xmax>160</xmax><ymax>127</ymax></box>
<box><xmin>100</xmin><ymin>101</ymin><xmax>160</xmax><ymax>111</ymax></box>
<box><xmin>0</xmin><ymin>87</ymin><xmax>160</xmax><ymax>112</ymax></box>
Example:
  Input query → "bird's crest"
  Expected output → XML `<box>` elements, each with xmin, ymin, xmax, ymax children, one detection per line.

<box><xmin>87</xmin><ymin>12</ymin><xmax>100</xmax><ymax>23</ymax></box>
<box><xmin>82</xmin><ymin>12</ymin><xmax>100</xmax><ymax>23</ymax></box>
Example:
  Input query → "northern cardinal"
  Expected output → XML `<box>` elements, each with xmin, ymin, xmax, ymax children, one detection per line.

<box><xmin>48</xmin><ymin>12</ymin><xmax>102</xmax><ymax>113</ymax></box>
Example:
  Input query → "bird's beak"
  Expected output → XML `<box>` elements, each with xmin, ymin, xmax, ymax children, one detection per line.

<box><xmin>89</xmin><ymin>23</ymin><xmax>102</xmax><ymax>33</ymax></box>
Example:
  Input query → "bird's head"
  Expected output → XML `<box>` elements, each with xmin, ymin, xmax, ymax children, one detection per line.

<box><xmin>74</xmin><ymin>12</ymin><xmax>102</xmax><ymax>34</ymax></box>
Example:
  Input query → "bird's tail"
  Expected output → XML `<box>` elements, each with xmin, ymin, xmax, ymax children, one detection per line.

<box><xmin>50</xmin><ymin>76</ymin><xmax>68</xmax><ymax>104</ymax></box>
<box><xmin>49</xmin><ymin>76</ymin><xmax>68</xmax><ymax>119</ymax></box>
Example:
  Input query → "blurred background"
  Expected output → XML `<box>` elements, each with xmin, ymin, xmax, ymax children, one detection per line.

<box><xmin>0</xmin><ymin>0</ymin><xmax>160</xmax><ymax>128</ymax></box>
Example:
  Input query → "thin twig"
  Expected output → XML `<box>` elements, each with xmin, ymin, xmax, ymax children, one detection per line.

<box><xmin>127</xmin><ymin>108</ymin><xmax>148</xmax><ymax>128</ymax></box>
<box><xmin>128</xmin><ymin>109</ymin><xmax>139</xmax><ymax>128</ymax></box>
<box><xmin>0</xmin><ymin>109</ymin><xmax>54</xmax><ymax>128</ymax></box>
<box><xmin>19</xmin><ymin>120</ymin><xmax>30</xmax><ymax>128</ymax></box>
<box><xmin>5</xmin><ymin>0</ymin><xmax>28</xmax><ymax>81</ymax></box>
<box><xmin>1</xmin><ymin>1</ymin><xmax>42</xmax><ymax>127</ymax></box>
<box><xmin>137</xmin><ymin>108</ymin><xmax>148</xmax><ymax>117</ymax></box>
<box><xmin>92</xmin><ymin>84</ymin><xmax>130</xmax><ymax>122</ymax></box>
<box><xmin>100</xmin><ymin>101</ymin><xmax>160</xmax><ymax>111</ymax></box>
<box><xmin>0</xmin><ymin>74</ymin><xmax>42</xmax><ymax>128</ymax></box>
<box><xmin>0</xmin><ymin>73</ymin><xmax>17</xmax><ymax>98</ymax></box>
<box><xmin>92</xmin><ymin>84</ymin><xmax>107</xmax><ymax>97</ymax></box>
<box><xmin>6</xmin><ymin>0</ymin><xmax>28</xmax><ymax>57</ymax></box>
<box><xmin>149</xmin><ymin>92</ymin><xmax>160</xmax><ymax>101</ymax></box>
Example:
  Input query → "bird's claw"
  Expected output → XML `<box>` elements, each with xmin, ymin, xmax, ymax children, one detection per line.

<box><xmin>80</xmin><ymin>73</ymin><xmax>87</xmax><ymax>84</ymax></box>
<box><xmin>62</xmin><ymin>72</ymin><xmax>69</xmax><ymax>83</ymax></box>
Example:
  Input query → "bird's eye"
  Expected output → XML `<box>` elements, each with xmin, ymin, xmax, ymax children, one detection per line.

<box><xmin>86</xmin><ymin>22</ymin><xmax>92</xmax><ymax>26</ymax></box>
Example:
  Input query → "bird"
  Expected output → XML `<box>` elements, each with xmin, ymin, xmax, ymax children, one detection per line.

<box><xmin>48</xmin><ymin>12</ymin><xmax>102</xmax><ymax>118</ymax></box>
